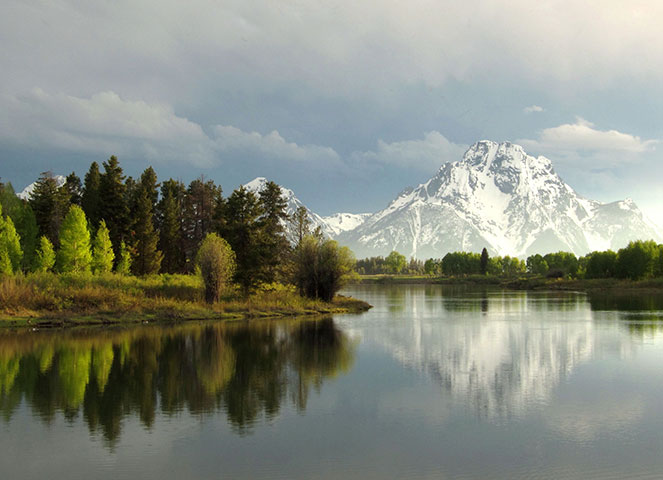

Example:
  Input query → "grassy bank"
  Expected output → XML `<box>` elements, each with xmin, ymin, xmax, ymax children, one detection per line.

<box><xmin>0</xmin><ymin>273</ymin><xmax>372</xmax><ymax>328</ymax></box>
<box><xmin>354</xmin><ymin>273</ymin><xmax>663</xmax><ymax>292</ymax></box>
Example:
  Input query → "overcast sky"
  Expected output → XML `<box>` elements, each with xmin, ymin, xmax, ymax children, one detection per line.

<box><xmin>2</xmin><ymin>0</ymin><xmax>663</xmax><ymax>223</ymax></box>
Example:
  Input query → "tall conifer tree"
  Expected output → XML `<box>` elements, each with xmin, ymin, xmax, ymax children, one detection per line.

<box><xmin>29</xmin><ymin>172</ymin><xmax>59</xmax><ymax>245</ymax></box>
<box><xmin>57</xmin><ymin>205</ymin><xmax>92</xmax><ymax>273</ymax></box>
<box><xmin>82</xmin><ymin>162</ymin><xmax>101</xmax><ymax>229</ymax></box>
<box><xmin>158</xmin><ymin>179</ymin><xmax>185</xmax><ymax>273</ymax></box>
<box><xmin>258</xmin><ymin>180</ymin><xmax>289</xmax><ymax>283</ymax></box>
<box><xmin>99</xmin><ymin>156</ymin><xmax>128</xmax><ymax>262</ymax></box>
<box><xmin>35</xmin><ymin>236</ymin><xmax>56</xmax><ymax>273</ymax></box>
<box><xmin>92</xmin><ymin>220</ymin><xmax>114</xmax><ymax>274</ymax></box>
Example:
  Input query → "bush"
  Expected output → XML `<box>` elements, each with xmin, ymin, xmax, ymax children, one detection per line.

<box><xmin>196</xmin><ymin>233</ymin><xmax>236</xmax><ymax>303</ymax></box>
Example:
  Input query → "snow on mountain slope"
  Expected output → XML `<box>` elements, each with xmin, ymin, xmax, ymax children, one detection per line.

<box><xmin>321</xmin><ymin>212</ymin><xmax>371</xmax><ymax>236</ymax></box>
<box><xmin>338</xmin><ymin>141</ymin><xmax>662</xmax><ymax>259</ymax></box>
<box><xmin>17</xmin><ymin>175</ymin><xmax>66</xmax><ymax>200</ymax></box>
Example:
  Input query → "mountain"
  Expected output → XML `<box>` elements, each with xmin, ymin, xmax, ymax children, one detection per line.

<box><xmin>321</xmin><ymin>212</ymin><xmax>371</xmax><ymax>236</ymax></box>
<box><xmin>17</xmin><ymin>175</ymin><xmax>66</xmax><ymax>200</ymax></box>
<box><xmin>337</xmin><ymin>141</ymin><xmax>662</xmax><ymax>258</ymax></box>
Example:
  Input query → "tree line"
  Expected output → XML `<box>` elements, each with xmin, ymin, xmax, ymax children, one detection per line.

<box><xmin>0</xmin><ymin>156</ymin><xmax>354</xmax><ymax>301</ymax></box>
<box><xmin>357</xmin><ymin>241</ymin><xmax>663</xmax><ymax>281</ymax></box>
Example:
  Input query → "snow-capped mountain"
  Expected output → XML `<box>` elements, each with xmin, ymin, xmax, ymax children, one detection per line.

<box><xmin>321</xmin><ymin>212</ymin><xmax>371</xmax><ymax>236</ymax></box>
<box><xmin>338</xmin><ymin>141</ymin><xmax>662</xmax><ymax>258</ymax></box>
<box><xmin>243</xmin><ymin>177</ymin><xmax>337</xmax><ymax>241</ymax></box>
<box><xmin>17</xmin><ymin>175</ymin><xmax>66</xmax><ymax>200</ymax></box>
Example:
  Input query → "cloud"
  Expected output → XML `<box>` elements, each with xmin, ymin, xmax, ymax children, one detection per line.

<box><xmin>0</xmin><ymin>89</ymin><xmax>217</xmax><ymax>166</ymax></box>
<box><xmin>350</xmin><ymin>131</ymin><xmax>468</xmax><ymax>173</ymax></box>
<box><xmin>211</xmin><ymin>125</ymin><xmax>342</xmax><ymax>167</ymax></box>
<box><xmin>519</xmin><ymin>118</ymin><xmax>657</xmax><ymax>155</ymax></box>
<box><xmin>523</xmin><ymin>105</ymin><xmax>544</xmax><ymax>114</ymax></box>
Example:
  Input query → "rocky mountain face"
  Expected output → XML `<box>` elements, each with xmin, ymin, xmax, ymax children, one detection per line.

<box><xmin>336</xmin><ymin>141</ymin><xmax>661</xmax><ymax>258</ymax></box>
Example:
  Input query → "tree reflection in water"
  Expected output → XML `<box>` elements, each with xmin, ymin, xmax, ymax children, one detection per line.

<box><xmin>0</xmin><ymin>317</ymin><xmax>355</xmax><ymax>445</ymax></box>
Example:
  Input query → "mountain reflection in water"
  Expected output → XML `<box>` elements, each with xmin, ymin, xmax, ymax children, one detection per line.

<box><xmin>0</xmin><ymin>317</ymin><xmax>355</xmax><ymax>445</ymax></box>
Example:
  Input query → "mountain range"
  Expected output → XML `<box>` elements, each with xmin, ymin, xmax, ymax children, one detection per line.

<box><xmin>19</xmin><ymin>141</ymin><xmax>661</xmax><ymax>259</ymax></box>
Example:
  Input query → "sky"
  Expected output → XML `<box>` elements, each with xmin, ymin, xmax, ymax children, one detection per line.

<box><xmin>1</xmin><ymin>0</ymin><xmax>663</xmax><ymax>223</ymax></box>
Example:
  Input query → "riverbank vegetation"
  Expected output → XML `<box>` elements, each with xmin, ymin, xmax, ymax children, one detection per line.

<box><xmin>356</xmin><ymin>241</ymin><xmax>663</xmax><ymax>291</ymax></box>
<box><xmin>0</xmin><ymin>158</ymin><xmax>367</xmax><ymax>325</ymax></box>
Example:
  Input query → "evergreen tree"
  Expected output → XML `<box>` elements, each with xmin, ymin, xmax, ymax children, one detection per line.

<box><xmin>131</xmin><ymin>190</ymin><xmax>163</xmax><ymax>275</ymax></box>
<box><xmin>29</xmin><ymin>172</ymin><xmax>59</xmax><ymax>245</ymax></box>
<box><xmin>82</xmin><ymin>162</ymin><xmax>102</xmax><ymax>230</ymax></box>
<box><xmin>258</xmin><ymin>180</ymin><xmax>289</xmax><ymax>283</ymax></box>
<box><xmin>63</xmin><ymin>173</ymin><xmax>83</xmax><ymax>206</ymax></box>
<box><xmin>157</xmin><ymin>179</ymin><xmax>186</xmax><ymax>273</ymax></box>
<box><xmin>480</xmin><ymin>248</ymin><xmax>489</xmax><ymax>275</ymax></box>
<box><xmin>292</xmin><ymin>206</ymin><xmax>311</xmax><ymax>246</ymax></box>
<box><xmin>99</xmin><ymin>156</ymin><xmax>128</xmax><ymax>261</ymax></box>
<box><xmin>92</xmin><ymin>220</ymin><xmax>114</xmax><ymax>274</ymax></box>
<box><xmin>221</xmin><ymin>186</ymin><xmax>263</xmax><ymax>292</ymax></box>
<box><xmin>57</xmin><ymin>205</ymin><xmax>92</xmax><ymax>273</ymax></box>
<box><xmin>184</xmin><ymin>177</ymin><xmax>221</xmax><ymax>269</ymax></box>
<box><xmin>116</xmin><ymin>241</ymin><xmax>132</xmax><ymax>275</ymax></box>
<box><xmin>0</xmin><ymin>183</ymin><xmax>38</xmax><ymax>270</ymax></box>
<box><xmin>35</xmin><ymin>236</ymin><xmax>56</xmax><ymax>273</ymax></box>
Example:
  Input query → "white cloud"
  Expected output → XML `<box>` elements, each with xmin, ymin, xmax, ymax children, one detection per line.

<box><xmin>0</xmin><ymin>89</ymin><xmax>217</xmax><ymax>166</ymax></box>
<box><xmin>519</xmin><ymin>118</ymin><xmax>657</xmax><ymax>155</ymax></box>
<box><xmin>211</xmin><ymin>125</ymin><xmax>342</xmax><ymax>166</ymax></box>
<box><xmin>350</xmin><ymin>131</ymin><xmax>468</xmax><ymax>173</ymax></box>
<box><xmin>523</xmin><ymin>105</ymin><xmax>544</xmax><ymax>114</ymax></box>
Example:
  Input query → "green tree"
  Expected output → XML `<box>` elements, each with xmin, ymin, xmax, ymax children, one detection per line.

<box><xmin>29</xmin><ymin>172</ymin><xmax>60</xmax><ymax>245</ymax></box>
<box><xmin>424</xmin><ymin>258</ymin><xmax>439</xmax><ymax>276</ymax></box>
<box><xmin>258</xmin><ymin>180</ymin><xmax>290</xmax><ymax>283</ymax></box>
<box><xmin>293</xmin><ymin>236</ymin><xmax>355</xmax><ymax>302</ymax></box>
<box><xmin>526</xmin><ymin>254</ymin><xmax>549</xmax><ymax>275</ymax></box>
<box><xmin>616</xmin><ymin>240</ymin><xmax>659</xmax><ymax>280</ymax></box>
<box><xmin>184</xmin><ymin>177</ymin><xmax>221</xmax><ymax>269</ymax></box>
<box><xmin>196</xmin><ymin>233</ymin><xmax>236</xmax><ymax>303</ymax></box>
<box><xmin>0</xmin><ymin>183</ymin><xmax>38</xmax><ymax>270</ymax></box>
<box><xmin>35</xmin><ymin>235</ymin><xmax>56</xmax><ymax>273</ymax></box>
<box><xmin>291</xmin><ymin>206</ymin><xmax>311</xmax><ymax>246</ymax></box>
<box><xmin>81</xmin><ymin>162</ymin><xmax>102</xmax><ymax>230</ymax></box>
<box><xmin>584</xmin><ymin>250</ymin><xmax>618</xmax><ymax>279</ymax></box>
<box><xmin>2</xmin><ymin>215</ymin><xmax>23</xmax><ymax>273</ymax></box>
<box><xmin>480</xmin><ymin>248</ymin><xmax>489</xmax><ymax>275</ymax></box>
<box><xmin>543</xmin><ymin>251</ymin><xmax>579</xmax><ymax>277</ymax></box>
<box><xmin>116</xmin><ymin>241</ymin><xmax>132</xmax><ymax>275</ymax></box>
<box><xmin>157</xmin><ymin>179</ymin><xmax>186</xmax><ymax>273</ymax></box>
<box><xmin>92</xmin><ymin>220</ymin><xmax>114</xmax><ymax>274</ymax></box>
<box><xmin>385</xmin><ymin>251</ymin><xmax>407</xmax><ymax>274</ymax></box>
<box><xmin>57</xmin><ymin>205</ymin><xmax>92</xmax><ymax>273</ymax></box>
<box><xmin>62</xmin><ymin>172</ymin><xmax>82</xmax><ymax>206</ymax></box>
<box><xmin>99</xmin><ymin>156</ymin><xmax>128</xmax><ymax>262</ymax></box>
<box><xmin>131</xmin><ymin>189</ymin><xmax>163</xmax><ymax>275</ymax></box>
<box><xmin>221</xmin><ymin>186</ymin><xmax>263</xmax><ymax>292</ymax></box>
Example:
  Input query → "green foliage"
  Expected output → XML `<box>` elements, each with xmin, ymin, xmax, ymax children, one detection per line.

<box><xmin>543</xmin><ymin>251</ymin><xmax>578</xmax><ymax>277</ymax></box>
<box><xmin>92</xmin><ymin>220</ymin><xmax>114</xmax><ymax>274</ymax></box>
<box><xmin>424</xmin><ymin>258</ymin><xmax>440</xmax><ymax>275</ymax></box>
<box><xmin>196</xmin><ymin>233</ymin><xmax>236</xmax><ymax>303</ymax></box>
<box><xmin>131</xmin><ymin>189</ymin><xmax>163</xmax><ymax>276</ymax></box>
<box><xmin>291</xmin><ymin>206</ymin><xmax>311</xmax><ymax>246</ymax></box>
<box><xmin>480</xmin><ymin>248</ymin><xmax>489</xmax><ymax>275</ymax></box>
<box><xmin>157</xmin><ymin>179</ymin><xmax>185</xmax><ymax>274</ymax></box>
<box><xmin>442</xmin><ymin>251</ymin><xmax>481</xmax><ymax>275</ymax></box>
<box><xmin>81</xmin><ymin>161</ymin><xmax>101</xmax><ymax>230</ymax></box>
<box><xmin>257</xmin><ymin>180</ymin><xmax>290</xmax><ymax>283</ymax></box>
<box><xmin>2</xmin><ymin>215</ymin><xmax>23</xmax><ymax>273</ymax></box>
<box><xmin>184</xmin><ymin>176</ymin><xmax>221</xmax><ymax>269</ymax></box>
<box><xmin>29</xmin><ymin>172</ymin><xmax>60</xmax><ymax>245</ymax></box>
<box><xmin>57</xmin><ymin>205</ymin><xmax>92</xmax><ymax>273</ymax></box>
<box><xmin>116</xmin><ymin>241</ymin><xmax>132</xmax><ymax>275</ymax></box>
<box><xmin>616</xmin><ymin>240</ymin><xmax>659</xmax><ymax>280</ymax></box>
<box><xmin>293</xmin><ymin>235</ymin><xmax>355</xmax><ymax>302</ymax></box>
<box><xmin>35</xmin><ymin>236</ymin><xmax>56</xmax><ymax>273</ymax></box>
<box><xmin>99</xmin><ymin>156</ymin><xmax>129</xmax><ymax>262</ymax></box>
<box><xmin>0</xmin><ymin>183</ymin><xmax>38</xmax><ymax>270</ymax></box>
<box><xmin>384</xmin><ymin>251</ymin><xmax>407</xmax><ymax>274</ymax></box>
<box><xmin>583</xmin><ymin>250</ymin><xmax>618</xmax><ymax>279</ymax></box>
<box><xmin>526</xmin><ymin>254</ymin><xmax>549</xmax><ymax>275</ymax></box>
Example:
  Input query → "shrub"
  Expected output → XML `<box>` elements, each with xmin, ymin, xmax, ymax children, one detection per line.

<box><xmin>196</xmin><ymin>233</ymin><xmax>236</xmax><ymax>303</ymax></box>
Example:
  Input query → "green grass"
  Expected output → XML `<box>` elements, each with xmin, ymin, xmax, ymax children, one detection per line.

<box><xmin>0</xmin><ymin>273</ymin><xmax>371</xmax><ymax>328</ymax></box>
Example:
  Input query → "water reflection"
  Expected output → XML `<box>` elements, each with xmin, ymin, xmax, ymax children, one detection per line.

<box><xmin>348</xmin><ymin>286</ymin><xmax>652</xmax><ymax>421</ymax></box>
<box><xmin>0</xmin><ymin>317</ymin><xmax>355</xmax><ymax>445</ymax></box>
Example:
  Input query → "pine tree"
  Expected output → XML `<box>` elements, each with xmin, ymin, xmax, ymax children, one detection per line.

<box><xmin>35</xmin><ymin>235</ymin><xmax>56</xmax><ymax>272</ymax></box>
<box><xmin>221</xmin><ymin>186</ymin><xmax>263</xmax><ymax>292</ymax></box>
<box><xmin>57</xmin><ymin>205</ymin><xmax>92</xmax><ymax>273</ymax></box>
<box><xmin>116</xmin><ymin>241</ymin><xmax>132</xmax><ymax>275</ymax></box>
<box><xmin>82</xmin><ymin>162</ymin><xmax>102</xmax><ymax>229</ymax></box>
<box><xmin>63</xmin><ymin>173</ymin><xmax>82</xmax><ymax>206</ymax></box>
<box><xmin>131</xmin><ymin>189</ymin><xmax>163</xmax><ymax>275</ymax></box>
<box><xmin>291</xmin><ymin>206</ymin><xmax>311</xmax><ymax>246</ymax></box>
<box><xmin>258</xmin><ymin>180</ymin><xmax>289</xmax><ymax>283</ymax></box>
<box><xmin>157</xmin><ymin>179</ymin><xmax>185</xmax><ymax>273</ymax></box>
<box><xmin>480</xmin><ymin>248</ymin><xmax>489</xmax><ymax>275</ymax></box>
<box><xmin>99</xmin><ymin>156</ymin><xmax>128</xmax><ymax>262</ymax></box>
<box><xmin>29</xmin><ymin>172</ymin><xmax>59</xmax><ymax>245</ymax></box>
<box><xmin>92</xmin><ymin>220</ymin><xmax>114</xmax><ymax>274</ymax></box>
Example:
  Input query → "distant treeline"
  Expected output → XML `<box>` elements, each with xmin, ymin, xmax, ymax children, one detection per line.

<box><xmin>0</xmin><ymin>156</ymin><xmax>353</xmax><ymax>300</ymax></box>
<box><xmin>357</xmin><ymin>241</ymin><xmax>663</xmax><ymax>280</ymax></box>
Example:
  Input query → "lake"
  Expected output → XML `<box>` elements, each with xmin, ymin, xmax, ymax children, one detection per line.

<box><xmin>2</xmin><ymin>284</ymin><xmax>663</xmax><ymax>479</ymax></box>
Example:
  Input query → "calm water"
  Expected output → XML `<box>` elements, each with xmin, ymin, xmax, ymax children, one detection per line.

<box><xmin>2</xmin><ymin>285</ymin><xmax>663</xmax><ymax>479</ymax></box>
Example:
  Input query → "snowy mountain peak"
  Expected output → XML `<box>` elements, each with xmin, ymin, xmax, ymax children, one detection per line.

<box><xmin>339</xmin><ymin>141</ymin><xmax>661</xmax><ymax>259</ymax></box>
<box><xmin>18</xmin><ymin>175</ymin><xmax>66</xmax><ymax>200</ymax></box>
